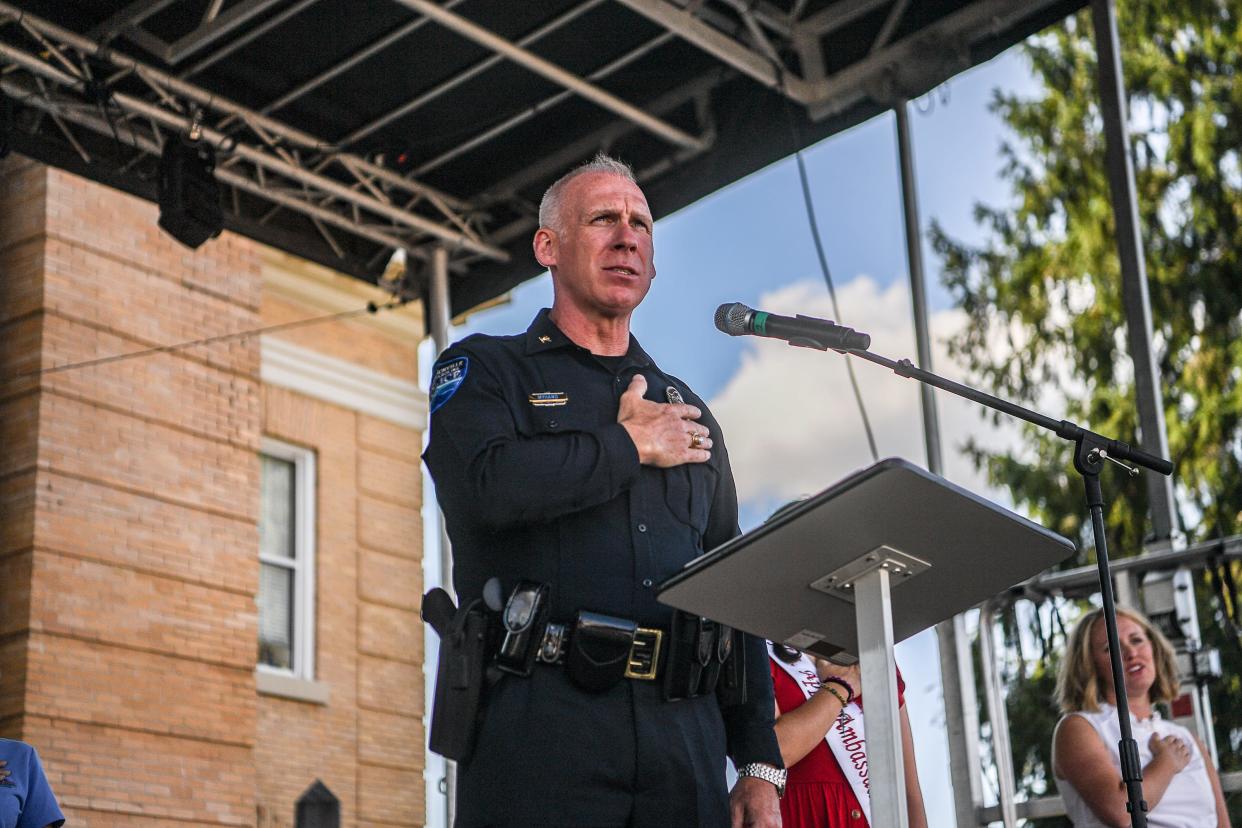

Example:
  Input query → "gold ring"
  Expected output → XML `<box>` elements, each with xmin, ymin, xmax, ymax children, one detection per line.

<box><xmin>690</xmin><ymin>432</ymin><xmax>704</xmax><ymax>449</ymax></box>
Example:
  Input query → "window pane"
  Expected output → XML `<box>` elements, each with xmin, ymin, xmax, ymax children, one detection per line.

<box><xmin>258</xmin><ymin>562</ymin><xmax>294</xmax><ymax>670</ymax></box>
<box><xmin>260</xmin><ymin>455</ymin><xmax>295</xmax><ymax>560</ymax></box>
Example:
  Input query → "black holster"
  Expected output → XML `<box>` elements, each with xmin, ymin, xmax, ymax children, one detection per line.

<box><xmin>425</xmin><ymin>590</ymin><xmax>492</xmax><ymax>762</ymax></box>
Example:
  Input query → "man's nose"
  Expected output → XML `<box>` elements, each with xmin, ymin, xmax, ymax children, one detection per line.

<box><xmin>611</xmin><ymin>222</ymin><xmax>638</xmax><ymax>249</ymax></box>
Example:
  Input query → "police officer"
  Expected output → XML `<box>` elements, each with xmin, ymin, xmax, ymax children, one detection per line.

<box><xmin>424</xmin><ymin>154</ymin><xmax>783</xmax><ymax>827</ymax></box>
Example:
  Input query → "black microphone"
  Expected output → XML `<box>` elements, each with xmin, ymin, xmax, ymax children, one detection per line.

<box><xmin>714</xmin><ymin>302</ymin><xmax>870</xmax><ymax>351</ymax></box>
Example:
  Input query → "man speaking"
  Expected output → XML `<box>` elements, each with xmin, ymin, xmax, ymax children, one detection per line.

<box><xmin>423</xmin><ymin>154</ymin><xmax>783</xmax><ymax>827</ymax></box>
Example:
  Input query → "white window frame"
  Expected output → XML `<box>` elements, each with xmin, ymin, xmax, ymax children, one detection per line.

<box><xmin>257</xmin><ymin>436</ymin><xmax>317</xmax><ymax>684</ymax></box>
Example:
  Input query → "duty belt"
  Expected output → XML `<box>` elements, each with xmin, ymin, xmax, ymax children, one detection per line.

<box><xmin>537</xmin><ymin>621</ymin><xmax>665</xmax><ymax>681</ymax></box>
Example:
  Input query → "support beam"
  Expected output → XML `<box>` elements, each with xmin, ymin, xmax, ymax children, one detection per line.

<box><xmin>390</xmin><ymin>0</ymin><xmax>706</xmax><ymax>151</ymax></box>
<box><xmin>426</xmin><ymin>243</ymin><xmax>457</xmax><ymax>828</ymax></box>
<box><xmin>414</xmin><ymin>30</ymin><xmax>677</xmax><ymax>177</ymax></box>
<box><xmin>262</xmin><ymin>0</ymin><xmax>472</xmax><ymax>116</ymax></box>
<box><xmin>164</xmin><ymin>0</ymin><xmax>286</xmax><ymax>64</ymax></box>
<box><xmin>338</xmin><ymin>0</ymin><xmax>604</xmax><ymax>150</ymax></box>
<box><xmin>88</xmin><ymin>0</ymin><xmax>179</xmax><ymax>43</ymax></box>
<box><xmin>477</xmin><ymin>70</ymin><xmax>721</xmax><ymax>238</ymax></box>
<box><xmin>872</xmin><ymin>0</ymin><xmax>911</xmax><ymax>53</ymax></box>
<box><xmin>1089</xmin><ymin>0</ymin><xmax>1177</xmax><ymax>542</ymax></box>
<box><xmin>978</xmin><ymin>603</ymin><xmax>1018</xmax><ymax>828</ymax></box>
<box><xmin>183</xmin><ymin>0</ymin><xmax>326</xmax><ymax>76</ymax></box>
<box><xmin>806</xmin><ymin>0</ymin><xmax>1068</xmax><ymax>120</ymax></box>
<box><xmin>893</xmin><ymin>101</ymin><xmax>941</xmax><ymax>475</ymax></box>
<box><xmin>895</xmin><ymin>99</ymin><xmax>981</xmax><ymax>828</ymax></box>
<box><xmin>801</xmin><ymin>0</ymin><xmax>890</xmax><ymax>37</ymax></box>
<box><xmin>614</xmin><ymin>0</ymin><xmax>814</xmax><ymax>102</ymax></box>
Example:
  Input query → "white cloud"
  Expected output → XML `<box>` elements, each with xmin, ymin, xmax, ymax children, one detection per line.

<box><xmin>710</xmin><ymin>276</ymin><xmax>1025</xmax><ymax>514</ymax></box>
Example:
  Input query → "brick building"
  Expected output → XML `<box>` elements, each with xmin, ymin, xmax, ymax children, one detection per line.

<box><xmin>0</xmin><ymin>156</ymin><xmax>429</xmax><ymax>826</ymax></box>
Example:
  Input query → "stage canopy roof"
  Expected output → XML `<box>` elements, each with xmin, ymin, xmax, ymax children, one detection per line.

<box><xmin>0</xmin><ymin>0</ymin><xmax>1084</xmax><ymax>316</ymax></box>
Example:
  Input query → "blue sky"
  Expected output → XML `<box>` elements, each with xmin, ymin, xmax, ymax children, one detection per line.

<box><xmin>424</xmin><ymin>47</ymin><xmax>1045</xmax><ymax>825</ymax></box>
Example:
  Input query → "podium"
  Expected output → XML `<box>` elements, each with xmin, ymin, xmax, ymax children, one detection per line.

<box><xmin>658</xmin><ymin>458</ymin><xmax>1075</xmax><ymax>827</ymax></box>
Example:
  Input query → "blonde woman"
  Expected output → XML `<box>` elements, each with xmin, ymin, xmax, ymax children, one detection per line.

<box><xmin>1052</xmin><ymin>606</ymin><xmax>1230</xmax><ymax>827</ymax></box>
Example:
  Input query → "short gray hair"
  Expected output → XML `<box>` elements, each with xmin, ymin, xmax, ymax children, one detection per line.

<box><xmin>538</xmin><ymin>153</ymin><xmax>637</xmax><ymax>233</ymax></box>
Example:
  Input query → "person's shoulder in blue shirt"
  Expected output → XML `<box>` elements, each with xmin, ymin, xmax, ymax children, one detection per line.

<box><xmin>0</xmin><ymin>739</ymin><xmax>65</xmax><ymax>828</ymax></box>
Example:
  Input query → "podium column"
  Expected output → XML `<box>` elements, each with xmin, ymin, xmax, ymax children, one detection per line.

<box><xmin>855</xmin><ymin>566</ymin><xmax>908</xmax><ymax>828</ymax></box>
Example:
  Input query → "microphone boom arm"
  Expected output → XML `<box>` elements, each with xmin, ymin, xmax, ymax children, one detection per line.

<box><xmin>844</xmin><ymin>344</ymin><xmax>1171</xmax><ymax>828</ymax></box>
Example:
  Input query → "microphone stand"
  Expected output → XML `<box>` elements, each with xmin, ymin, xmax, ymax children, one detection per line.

<box><xmin>839</xmin><ymin>346</ymin><xmax>1172</xmax><ymax>828</ymax></box>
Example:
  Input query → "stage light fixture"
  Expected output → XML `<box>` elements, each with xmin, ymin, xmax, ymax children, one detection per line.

<box><xmin>157</xmin><ymin>136</ymin><xmax>223</xmax><ymax>249</ymax></box>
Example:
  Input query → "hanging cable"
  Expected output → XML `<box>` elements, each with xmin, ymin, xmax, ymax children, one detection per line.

<box><xmin>773</xmin><ymin>65</ymin><xmax>879</xmax><ymax>461</ymax></box>
<box><xmin>8</xmin><ymin>298</ymin><xmax>406</xmax><ymax>381</ymax></box>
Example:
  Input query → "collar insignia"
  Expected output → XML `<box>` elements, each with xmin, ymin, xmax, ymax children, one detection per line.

<box><xmin>538</xmin><ymin>335</ymin><xmax>552</xmax><ymax>343</ymax></box>
<box><xmin>528</xmin><ymin>391</ymin><xmax>569</xmax><ymax>407</ymax></box>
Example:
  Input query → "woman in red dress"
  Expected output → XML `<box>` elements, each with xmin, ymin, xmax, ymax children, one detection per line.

<box><xmin>769</xmin><ymin>643</ymin><xmax>927</xmax><ymax>827</ymax></box>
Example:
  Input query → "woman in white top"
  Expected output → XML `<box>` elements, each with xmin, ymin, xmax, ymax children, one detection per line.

<box><xmin>1052</xmin><ymin>606</ymin><xmax>1230</xmax><ymax>827</ymax></box>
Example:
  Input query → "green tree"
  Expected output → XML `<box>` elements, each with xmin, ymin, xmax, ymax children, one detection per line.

<box><xmin>931</xmin><ymin>0</ymin><xmax>1242</xmax><ymax>821</ymax></box>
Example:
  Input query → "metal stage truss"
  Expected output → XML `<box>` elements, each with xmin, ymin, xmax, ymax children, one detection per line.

<box><xmin>0</xmin><ymin>0</ymin><xmax>1083</xmax><ymax>314</ymax></box>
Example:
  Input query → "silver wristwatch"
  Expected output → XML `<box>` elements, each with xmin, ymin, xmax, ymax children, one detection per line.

<box><xmin>735</xmin><ymin>762</ymin><xmax>787</xmax><ymax>798</ymax></box>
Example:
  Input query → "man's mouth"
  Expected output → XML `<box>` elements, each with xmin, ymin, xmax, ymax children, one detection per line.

<box><xmin>605</xmin><ymin>266</ymin><xmax>637</xmax><ymax>276</ymax></box>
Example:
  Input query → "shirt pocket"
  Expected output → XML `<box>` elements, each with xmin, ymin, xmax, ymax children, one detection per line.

<box><xmin>664</xmin><ymin>462</ymin><xmax>718</xmax><ymax>535</ymax></box>
<box><xmin>519</xmin><ymin>400</ymin><xmax>592</xmax><ymax>436</ymax></box>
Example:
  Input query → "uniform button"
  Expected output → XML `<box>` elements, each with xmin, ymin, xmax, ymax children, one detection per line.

<box><xmin>850</xmin><ymin>809</ymin><xmax>862</xmax><ymax>820</ymax></box>
<box><xmin>642</xmin><ymin>578</ymin><xmax>654</xmax><ymax>588</ymax></box>
<box><xmin>547</xmin><ymin>419</ymin><xmax>558</xmax><ymax>428</ymax></box>
<box><xmin>637</xmin><ymin>523</ymin><xmax>647</xmax><ymax>533</ymax></box>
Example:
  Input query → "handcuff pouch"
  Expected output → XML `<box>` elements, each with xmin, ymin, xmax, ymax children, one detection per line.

<box><xmin>565</xmin><ymin>610</ymin><xmax>636</xmax><ymax>693</ymax></box>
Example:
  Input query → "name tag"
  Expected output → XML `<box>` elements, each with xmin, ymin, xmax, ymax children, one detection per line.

<box><xmin>528</xmin><ymin>392</ymin><xmax>569</xmax><ymax>407</ymax></box>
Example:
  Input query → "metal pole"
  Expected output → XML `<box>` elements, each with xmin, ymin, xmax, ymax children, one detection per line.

<box><xmin>978</xmin><ymin>603</ymin><xmax>1018</xmax><ymax>828</ymax></box>
<box><xmin>1090</xmin><ymin>0</ymin><xmax>1216</xmax><ymax>757</ymax></box>
<box><xmin>426</xmin><ymin>246</ymin><xmax>455</xmax><ymax>825</ymax></box>
<box><xmin>1088</xmin><ymin>0</ymin><xmax>1176</xmax><ymax>542</ymax></box>
<box><xmin>894</xmin><ymin>99</ymin><xmax>980</xmax><ymax>826</ymax></box>
<box><xmin>893</xmin><ymin>101</ymin><xmax>942</xmax><ymax>474</ymax></box>
<box><xmin>854</xmin><ymin>566</ymin><xmax>909</xmax><ymax>828</ymax></box>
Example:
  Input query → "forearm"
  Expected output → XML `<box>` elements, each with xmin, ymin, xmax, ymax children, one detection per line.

<box><xmin>724</xmin><ymin>634</ymin><xmax>782</xmax><ymax>766</ymax></box>
<box><xmin>1134</xmin><ymin>756</ymin><xmax>1179</xmax><ymax>813</ymax></box>
<box><xmin>443</xmin><ymin>426</ymin><xmax>639</xmax><ymax>528</ymax></box>
<box><xmin>1086</xmin><ymin>759</ymin><xmax>1178</xmax><ymax>827</ymax></box>
<box><xmin>773</xmin><ymin>687</ymin><xmax>845</xmax><ymax>768</ymax></box>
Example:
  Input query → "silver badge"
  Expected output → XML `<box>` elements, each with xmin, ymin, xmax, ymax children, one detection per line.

<box><xmin>665</xmin><ymin>386</ymin><xmax>684</xmax><ymax>405</ymax></box>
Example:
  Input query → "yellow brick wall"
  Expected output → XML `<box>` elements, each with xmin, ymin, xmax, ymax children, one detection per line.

<box><xmin>0</xmin><ymin>157</ymin><xmax>427</xmax><ymax>826</ymax></box>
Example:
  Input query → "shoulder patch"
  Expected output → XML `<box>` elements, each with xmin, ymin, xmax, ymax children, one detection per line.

<box><xmin>429</xmin><ymin>356</ymin><xmax>469</xmax><ymax>414</ymax></box>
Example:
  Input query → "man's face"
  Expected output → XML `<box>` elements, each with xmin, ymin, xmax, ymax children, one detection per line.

<box><xmin>534</xmin><ymin>172</ymin><xmax>655</xmax><ymax>319</ymax></box>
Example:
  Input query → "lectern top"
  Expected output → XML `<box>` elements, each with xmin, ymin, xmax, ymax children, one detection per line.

<box><xmin>657</xmin><ymin>458</ymin><xmax>1075</xmax><ymax>659</ymax></box>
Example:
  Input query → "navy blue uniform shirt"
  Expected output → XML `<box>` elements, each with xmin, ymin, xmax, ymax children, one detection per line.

<box><xmin>423</xmin><ymin>308</ymin><xmax>780</xmax><ymax>768</ymax></box>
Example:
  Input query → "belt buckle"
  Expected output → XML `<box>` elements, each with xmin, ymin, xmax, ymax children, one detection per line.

<box><xmin>624</xmin><ymin>627</ymin><xmax>663</xmax><ymax>680</ymax></box>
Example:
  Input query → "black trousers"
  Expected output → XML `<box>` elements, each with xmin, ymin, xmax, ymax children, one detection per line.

<box><xmin>455</xmin><ymin>665</ymin><xmax>730</xmax><ymax>827</ymax></box>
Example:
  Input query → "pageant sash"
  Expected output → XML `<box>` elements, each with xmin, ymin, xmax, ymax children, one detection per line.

<box><xmin>768</xmin><ymin>642</ymin><xmax>872</xmax><ymax>824</ymax></box>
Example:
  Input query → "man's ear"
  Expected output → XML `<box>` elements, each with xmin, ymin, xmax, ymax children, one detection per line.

<box><xmin>533</xmin><ymin>227</ymin><xmax>557</xmax><ymax>269</ymax></box>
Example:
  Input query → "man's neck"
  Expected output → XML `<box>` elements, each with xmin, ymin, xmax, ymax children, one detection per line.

<box><xmin>548</xmin><ymin>305</ymin><xmax>631</xmax><ymax>356</ymax></box>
